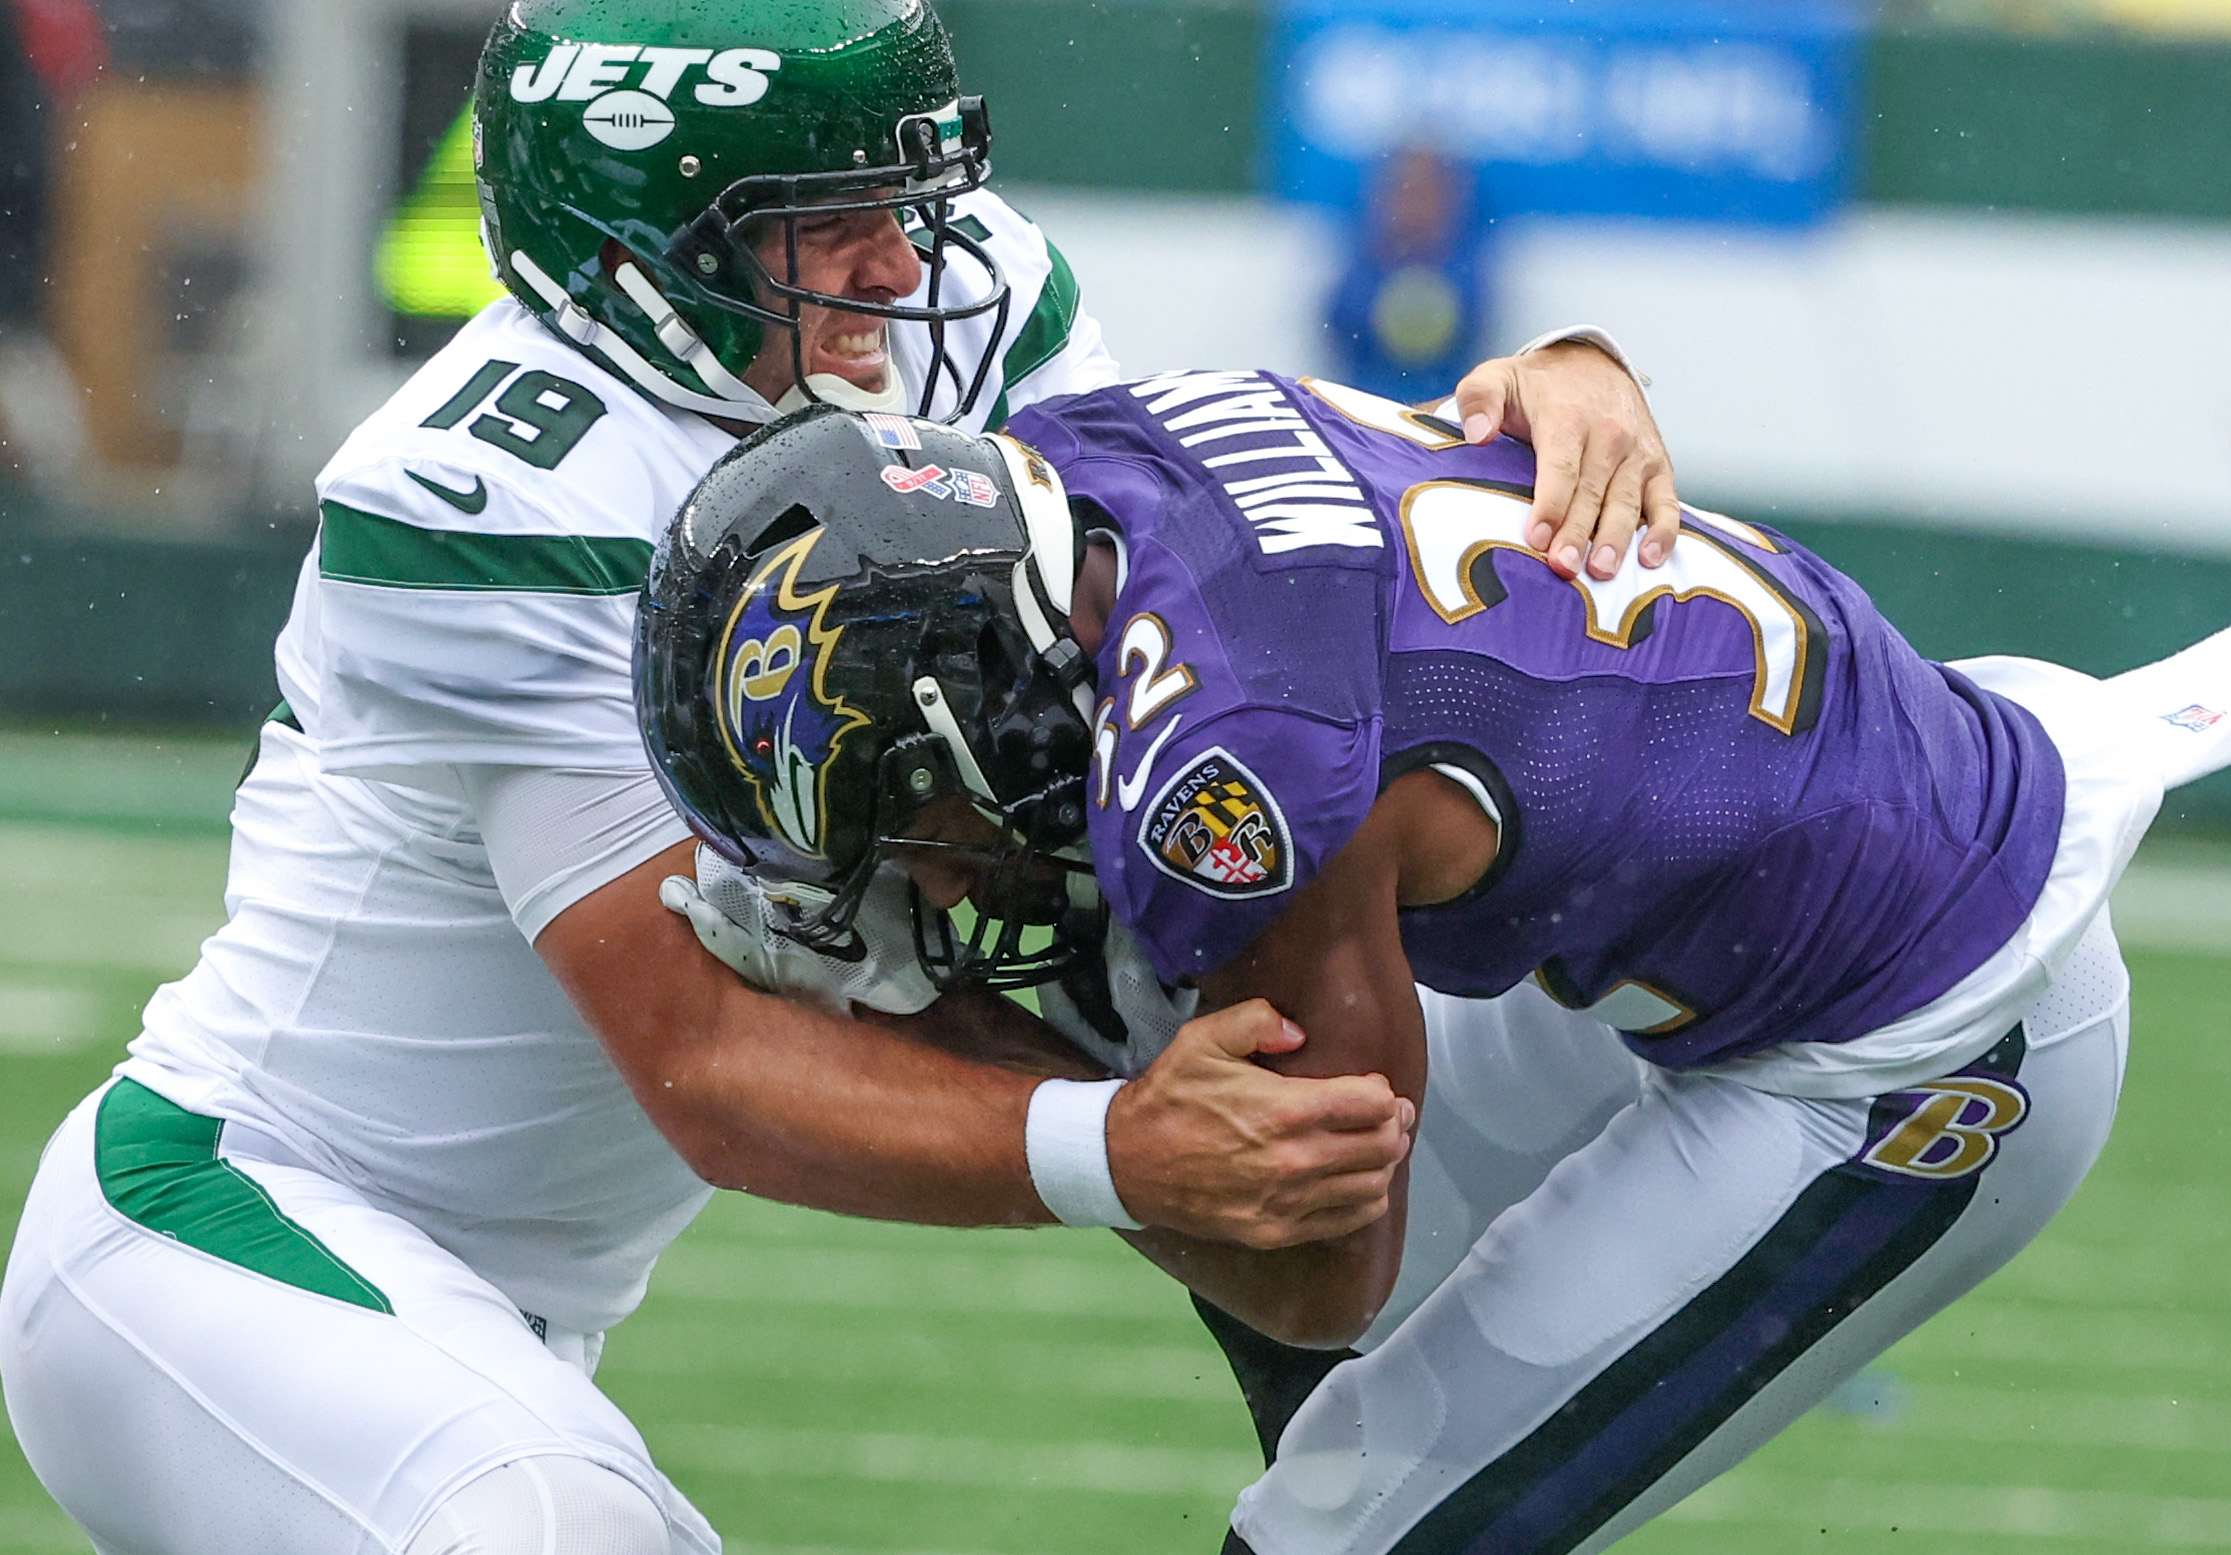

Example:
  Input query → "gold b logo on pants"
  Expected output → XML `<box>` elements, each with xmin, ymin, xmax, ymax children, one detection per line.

<box><xmin>1859</xmin><ymin>1078</ymin><xmax>2030</xmax><ymax>1182</ymax></box>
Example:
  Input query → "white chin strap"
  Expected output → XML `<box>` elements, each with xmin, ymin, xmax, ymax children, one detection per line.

<box><xmin>614</xmin><ymin>262</ymin><xmax>904</xmax><ymax>417</ymax></box>
<box><xmin>911</xmin><ymin>676</ymin><xmax>998</xmax><ymax>803</ymax></box>
<box><xmin>611</xmin><ymin>260</ymin><xmax>771</xmax><ymax>405</ymax></box>
<box><xmin>511</xmin><ymin>250</ymin><xmax>781</xmax><ymax>423</ymax></box>
<box><xmin>515</xmin><ymin>250</ymin><xmax>906</xmax><ymax>424</ymax></box>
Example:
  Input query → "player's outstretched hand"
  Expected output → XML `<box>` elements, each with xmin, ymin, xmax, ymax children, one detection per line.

<box><xmin>1452</xmin><ymin>338</ymin><xmax>1679</xmax><ymax>582</ymax></box>
<box><xmin>1105</xmin><ymin>999</ymin><xmax>1415</xmax><ymax>1250</ymax></box>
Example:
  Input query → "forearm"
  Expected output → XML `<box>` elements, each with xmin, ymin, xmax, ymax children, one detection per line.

<box><xmin>858</xmin><ymin>988</ymin><xmax>1111</xmax><ymax>1081</ymax></box>
<box><xmin>1139</xmin><ymin>799</ymin><xmax>1431</xmax><ymax>1344</ymax></box>
<box><xmin>1118</xmin><ymin>1017</ymin><xmax>1412</xmax><ymax>1344</ymax></box>
<box><xmin>545</xmin><ymin>847</ymin><xmax>1410</xmax><ymax>1246</ymax></box>
<box><xmin>1118</xmin><ymin>1166</ymin><xmax>1409</xmax><ymax>1349</ymax></box>
<box><xmin>541</xmin><ymin>846</ymin><xmax>1055</xmax><ymax>1226</ymax></box>
<box><xmin>639</xmin><ymin>976</ymin><xmax>1062</xmax><ymax>1223</ymax></box>
<box><xmin>654</xmin><ymin>977</ymin><xmax>1061</xmax><ymax>1223</ymax></box>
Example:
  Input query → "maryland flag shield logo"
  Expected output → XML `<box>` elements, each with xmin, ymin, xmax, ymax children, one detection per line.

<box><xmin>1140</xmin><ymin>748</ymin><xmax>1292</xmax><ymax>899</ymax></box>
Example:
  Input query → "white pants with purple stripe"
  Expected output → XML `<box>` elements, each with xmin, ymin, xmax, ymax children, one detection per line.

<box><xmin>1228</xmin><ymin>917</ymin><xmax>2128</xmax><ymax>1555</ymax></box>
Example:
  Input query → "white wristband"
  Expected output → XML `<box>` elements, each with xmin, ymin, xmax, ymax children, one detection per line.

<box><xmin>1516</xmin><ymin>324</ymin><xmax>1652</xmax><ymax>389</ymax></box>
<box><xmin>1025</xmin><ymin>1078</ymin><xmax>1143</xmax><ymax>1230</ymax></box>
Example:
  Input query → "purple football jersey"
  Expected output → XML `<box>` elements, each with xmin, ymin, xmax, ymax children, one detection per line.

<box><xmin>1004</xmin><ymin>371</ymin><xmax>2065</xmax><ymax>1068</ymax></box>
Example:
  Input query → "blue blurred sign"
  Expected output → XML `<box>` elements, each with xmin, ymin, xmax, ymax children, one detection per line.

<box><xmin>1270</xmin><ymin>0</ymin><xmax>1870</xmax><ymax>226</ymax></box>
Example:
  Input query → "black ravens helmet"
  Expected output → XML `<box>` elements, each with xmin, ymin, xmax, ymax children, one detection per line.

<box><xmin>635</xmin><ymin>404</ymin><xmax>1098</xmax><ymax>990</ymax></box>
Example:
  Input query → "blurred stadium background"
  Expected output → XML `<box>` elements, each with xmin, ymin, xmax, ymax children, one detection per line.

<box><xmin>4</xmin><ymin>0</ymin><xmax>2231</xmax><ymax>1548</ymax></box>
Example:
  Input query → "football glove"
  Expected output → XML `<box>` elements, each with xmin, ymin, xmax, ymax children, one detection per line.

<box><xmin>660</xmin><ymin>846</ymin><xmax>939</xmax><ymax>1017</ymax></box>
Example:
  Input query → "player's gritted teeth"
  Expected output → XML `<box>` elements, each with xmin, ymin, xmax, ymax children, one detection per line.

<box><xmin>810</xmin><ymin>322</ymin><xmax>891</xmax><ymax>388</ymax></box>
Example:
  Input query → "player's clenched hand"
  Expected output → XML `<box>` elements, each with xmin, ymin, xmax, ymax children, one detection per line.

<box><xmin>1452</xmin><ymin>339</ymin><xmax>1679</xmax><ymax>582</ymax></box>
<box><xmin>1105</xmin><ymin>999</ymin><xmax>1415</xmax><ymax>1250</ymax></box>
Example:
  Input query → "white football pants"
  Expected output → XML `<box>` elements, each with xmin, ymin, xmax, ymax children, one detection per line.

<box><xmin>0</xmin><ymin>1082</ymin><xmax>719</xmax><ymax>1555</ymax></box>
<box><xmin>1221</xmin><ymin>915</ymin><xmax>2129</xmax><ymax>1555</ymax></box>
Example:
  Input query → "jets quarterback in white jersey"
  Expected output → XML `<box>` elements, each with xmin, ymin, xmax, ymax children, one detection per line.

<box><xmin>0</xmin><ymin>2</ymin><xmax>1679</xmax><ymax>1549</ymax></box>
<box><xmin>141</xmin><ymin>176</ymin><xmax>1112</xmax><ymax>1328</ymax></box>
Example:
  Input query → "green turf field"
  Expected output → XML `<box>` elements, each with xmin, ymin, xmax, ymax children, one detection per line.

<box><xmin>0</xmin><ymin>729</ymin><xmax>2225</xmax><ymax>1552</ymax></box>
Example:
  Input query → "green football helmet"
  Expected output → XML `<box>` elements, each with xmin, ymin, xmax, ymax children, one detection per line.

<box><xmin>475</xmin><ymin>0</ymin><xmax>1008</xmax><ymax>422</ymax></box>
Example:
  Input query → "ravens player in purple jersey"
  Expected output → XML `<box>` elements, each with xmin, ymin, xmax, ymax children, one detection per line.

<box><xmin>638</xmin><ymin>382</ymin><xmax>2231</xmax><ymax>1555</ymax></box>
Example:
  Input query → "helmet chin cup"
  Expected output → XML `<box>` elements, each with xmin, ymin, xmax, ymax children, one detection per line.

<box><xmin>777</xmin><ymin>373</ymin><xmax>906</xmax><ymax>415</ymax></box>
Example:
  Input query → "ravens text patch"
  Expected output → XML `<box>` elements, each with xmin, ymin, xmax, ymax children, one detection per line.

<box><xmin>1139</xmin><ymin>748</ymin><xmax>1292</xmax><ymax>899</ymax></box>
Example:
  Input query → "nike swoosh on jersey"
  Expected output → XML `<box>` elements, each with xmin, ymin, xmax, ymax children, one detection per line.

<box><xmin>406</xmin><ymin>469</ymin><xmax>490</xmax><ymax>514</ymax></box>
<box><xmin>1117</xmin><ymin>716</ymin><xmax>1183</xmax><ymax>813</ymax></box>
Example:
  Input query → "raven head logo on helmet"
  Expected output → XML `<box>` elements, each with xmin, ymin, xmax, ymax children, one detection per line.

<box><xmin>476</xmin><ymin>0</ymin><xmax>1008</xmax><ymax>426</ymax></box>
<box><xmin>638</xmin><ymin>406</ymin><xmax>1099</xmax><ymax>992</ymax></box>
<box><xmin>712</xmin><ymin>530</ymin><xmax>871</xmax><ymax>858</ymax></box>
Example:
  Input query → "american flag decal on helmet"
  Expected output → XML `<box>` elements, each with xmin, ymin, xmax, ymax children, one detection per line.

<box><xmin>862</xmin><ymin>413</ymin><xmax>921</xmax><ymax>450</ymax></box>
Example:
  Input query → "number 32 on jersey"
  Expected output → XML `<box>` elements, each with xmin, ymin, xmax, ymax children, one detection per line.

<box><xmin>1091</xmin><ymin>612</ymin><xmax>1200</xmax><ymax>811</ymax></box>
<box><xmin>1398</xmin><ymin>480</ymin><xmax>1828</xmax><ymax>736</ymax></box>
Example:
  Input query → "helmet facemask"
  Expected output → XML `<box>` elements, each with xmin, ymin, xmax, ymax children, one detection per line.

<box><xmin>663</xmin><ymin>97</ymin><xmax>1010</xmax><ymax>421</ymax></box>
<box><xmin>878</xmin><ymin>603</ymin><xmax>1101</xmax><ymax>992</ymax></box>
<box><xmin>761</xmin><ymin>572</ymin><xmax>1097</xmax><ymax>993</ymax></box>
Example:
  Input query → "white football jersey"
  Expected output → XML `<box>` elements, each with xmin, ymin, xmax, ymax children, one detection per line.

<box><xmin>120</xmin><ymin>190</ymin><xmax>1120</xmax><ymax>1332</ymax></box>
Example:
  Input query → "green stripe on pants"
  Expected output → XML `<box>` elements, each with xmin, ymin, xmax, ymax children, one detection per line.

<box><xmin>95</xmin><ymin>1079</ymin><xmax>393</xmax><ymax>1313</ymax></box>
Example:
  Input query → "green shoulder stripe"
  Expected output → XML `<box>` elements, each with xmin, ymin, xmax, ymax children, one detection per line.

<box><xmin>319</xmin><ymin>500</ymin><xmax>651</xmax><ymax>596</ymax></box>
<box><xmin>987</xmin><ymin>241</ymin><xmax>1082</xmax><ymax>428</ymax></box>
<box><xmin>95</xmin><ymin>1079</ymin><xmax>393</xmax><ymax>1314</ymax></box>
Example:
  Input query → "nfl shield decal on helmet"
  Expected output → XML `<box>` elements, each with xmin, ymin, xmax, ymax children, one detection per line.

<box><xmin>713</xmin><ymin>530</ymin><xmax>870</xmax><ymax>858</ymax></box>
<box><xmin>1140</xmin><ymin>748</ymin><xmax>1292</xmax><ymax>899</ymax></box>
